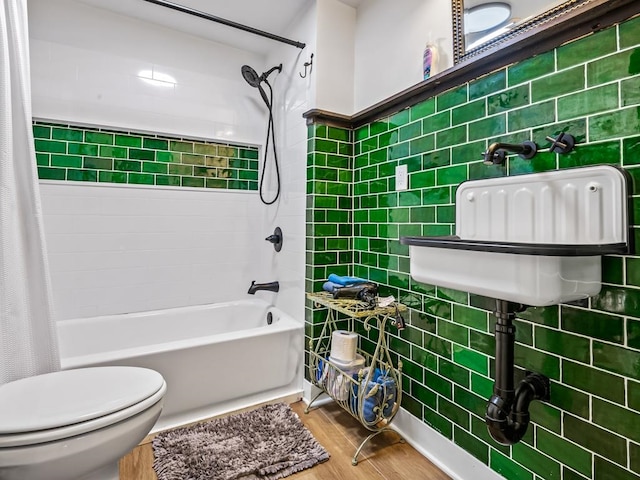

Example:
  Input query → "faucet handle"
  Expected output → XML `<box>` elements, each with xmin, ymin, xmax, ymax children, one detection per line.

<box><xmin>546</xmin><ymin>133</ymin><xmax>575</xmax><ymax>154</ymax></box>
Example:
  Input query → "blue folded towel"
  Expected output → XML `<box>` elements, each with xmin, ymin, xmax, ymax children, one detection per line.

<box><xmin>360</xmin><ymin>381</ymin><xmax>379</xmax><ymax>422</ymax></box>
<box><xmin>316</xmin><ymin>358</ymin><xmax>324</xmax><ymax>383</ymax></box>
<box><xmin>328</xmin><ymin>273</ymin><xmax>368</xmax><ymax>286</ymax></box>
<box><xmin>377</xmin><ymin>374</ymin><xmax>397</xmax><ymax>417</ymax></box>
<box><xmin>322</xmin><ymin>281</ymin><xmax>342</xmax><ymax>293</ymax></box>
<box><xmin>349</xmin><ymin>368</ymin><xmax>396</xmax><ymax>422</ymax></box>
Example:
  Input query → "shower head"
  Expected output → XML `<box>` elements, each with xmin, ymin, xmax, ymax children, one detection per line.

<box><xmin>241</xmin><ymin>65</ymin><xmax>261</xmax><ymax>88</ymax></box>
<box><xmin>241</xmin><ymin>63</ymin><xmax>282</xmax><ymax>109</ymax></box>
<box><xmin>241</xmin><ymin>64</ymin><xmax>283</xmax><ymax>87</ymax></box>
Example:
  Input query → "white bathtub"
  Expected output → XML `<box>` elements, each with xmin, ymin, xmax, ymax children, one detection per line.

<box><xmin>57</xmin><ymin>299</ymin><xmax>304</xmax><ymax>431</ymax></box>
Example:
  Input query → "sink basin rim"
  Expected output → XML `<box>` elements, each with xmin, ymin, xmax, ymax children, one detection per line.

<box><xmin>400</xmin><ymin>235</ymin><xmax>629</xmax><ymax>256</ymax></box>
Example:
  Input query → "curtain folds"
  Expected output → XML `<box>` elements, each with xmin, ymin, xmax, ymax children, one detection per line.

<box><xmin>0</xmin><ymin>0</ymin><xmax>60</xmax><ymax>385</ymax></box>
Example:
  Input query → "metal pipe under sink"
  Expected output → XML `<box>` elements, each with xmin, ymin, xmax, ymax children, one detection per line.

<box><xmin>485</xmin><ymin>300</ymin><xmax>550</xmax><ymax>445</ymax></box>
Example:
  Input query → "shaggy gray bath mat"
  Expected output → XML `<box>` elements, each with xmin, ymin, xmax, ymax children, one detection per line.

<box><xmin>152</xmin><ymin>403</ymin><xmax>330</xmax><ymax>480</ymax></box>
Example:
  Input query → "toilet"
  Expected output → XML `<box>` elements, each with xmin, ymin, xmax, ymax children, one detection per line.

<box><xmin>0</xmin><ymin>366</ymin><xmax>166</xmax><ymax>480</ymax></box>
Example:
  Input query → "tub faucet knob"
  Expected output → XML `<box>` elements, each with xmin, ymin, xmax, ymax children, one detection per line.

<box><xmin>265</xmin><ymin>227</ymin><xmax>283</xmax><ymax>252</ymax></box>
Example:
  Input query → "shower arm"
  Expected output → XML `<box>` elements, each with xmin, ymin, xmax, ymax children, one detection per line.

<box><xmin>261</xmin><ymin>65</ymin><xmax>283</xmax><ymax>81</ymax></box>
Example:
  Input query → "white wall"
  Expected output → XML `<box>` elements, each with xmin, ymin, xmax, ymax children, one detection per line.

<box><xmin>314</xmin><ymin>0</ymin><xmax>356</xmax><ymax>115</ymax></box>
<box><xmin>308</xmin><ymin>0</ymin><xmax>454</xmax><ymax>115</ymax></box>
<box><xmin>353</xmin><ymin>0</ymin><xmax>453</xmax><ymax>112</ymax></box>
<box><xmin>27</xmin><ymin>0</ymin><xmax>312</xmax><ymax>321</ymax></box>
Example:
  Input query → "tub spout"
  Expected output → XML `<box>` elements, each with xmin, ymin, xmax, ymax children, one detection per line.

<box><xmin>248</xmin><ymin>281</ymin><xmax>280</xmax><ymax>294</ymax></box>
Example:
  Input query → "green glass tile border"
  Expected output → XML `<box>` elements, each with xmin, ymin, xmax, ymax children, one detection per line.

<box><xmin>33</xmin><ymin>120</ymin><xmax>259</xmax><ymax>192</ymax></box>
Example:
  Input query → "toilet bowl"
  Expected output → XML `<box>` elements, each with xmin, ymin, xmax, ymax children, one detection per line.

<box><xmin>0</xmin><ymin>366</ymin><xmax>166</xmax><ymax>480</ymax></box>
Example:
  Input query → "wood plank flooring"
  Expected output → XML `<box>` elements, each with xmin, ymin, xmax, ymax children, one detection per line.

<box><xmin>119</xmin><ymin>400</ymin><xmax>451</xmax><ymax>480</ymax></box>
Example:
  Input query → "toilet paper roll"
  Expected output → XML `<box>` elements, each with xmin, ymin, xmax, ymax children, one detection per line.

<box><xmin>330</xmin><ymin>330</ymin><xmax>358</xmax><ymax>363</ymax></box>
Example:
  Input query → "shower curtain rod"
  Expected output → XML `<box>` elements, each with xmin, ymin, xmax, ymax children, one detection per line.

<box><xmin>141</xmin><ymin>0</ymin><xmax>307</xmax><ymax>49</ymax></box>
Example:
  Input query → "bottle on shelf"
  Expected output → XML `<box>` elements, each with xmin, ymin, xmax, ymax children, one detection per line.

<box><xmin>423</xmin><ymin>43</ymin><xmax>438</xmax><ymax>80</ymax></box>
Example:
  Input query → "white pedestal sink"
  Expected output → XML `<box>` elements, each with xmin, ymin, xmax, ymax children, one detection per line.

<box><xmin>401</xmin><ymin>165</ymin><xmax>630</xmax><ymax>306</ymax></box>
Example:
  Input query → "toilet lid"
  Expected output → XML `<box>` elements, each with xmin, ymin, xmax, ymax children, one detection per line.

<box><xmin>0</xmin><ymin>366</ymin><xmax>165</xmax><ymax>434</ymax></box>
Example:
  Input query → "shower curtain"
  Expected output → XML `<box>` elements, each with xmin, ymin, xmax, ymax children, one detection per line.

<box><xmin>0</xmin><ymin>0</ymin><xmax>60</xmax><ymax>385</ymax></box>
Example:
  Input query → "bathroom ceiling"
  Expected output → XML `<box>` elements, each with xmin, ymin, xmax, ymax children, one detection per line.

<box><xmin>73</xmin><ymin>0</ymin><xmax>362</xmax><ymax>55</ymax></box>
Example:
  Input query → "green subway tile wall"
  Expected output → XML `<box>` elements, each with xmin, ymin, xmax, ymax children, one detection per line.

<box><xmin>305</xmin><ymin>125</ymin><xmax>355</xmax><ymax>363</ymax></box>
<box><xmin>306</xmin><ymin>15</ymin><xmax>640</xmax><ymax>480</ymax></box>
<box><xmin>33</xmin><ymin>121</ymin><xmax>259</xmax><ymax>190</ymax></box>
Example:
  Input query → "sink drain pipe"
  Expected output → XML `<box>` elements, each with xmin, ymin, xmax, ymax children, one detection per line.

<box><xmin>485</xmin><ymin>300</ymin><xmax>550</xmax><ymax>445</ymax></box>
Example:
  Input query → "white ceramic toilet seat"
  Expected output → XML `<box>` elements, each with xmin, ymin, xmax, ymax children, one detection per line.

<box><xmin>0</xmin><ymin>366</ymin><xmax>166</xmax><ymax>447</ymax></box>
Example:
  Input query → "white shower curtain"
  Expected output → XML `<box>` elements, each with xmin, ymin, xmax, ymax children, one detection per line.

<box><xmin>0</xmin><ymin>0</ymin><xmax>60</xmax><ymax>385</ymax></box>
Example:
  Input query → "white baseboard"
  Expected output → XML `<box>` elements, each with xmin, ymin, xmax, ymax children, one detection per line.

<box><xmin>303</xmin><ymin>380</ymin><xmax>502</xmax><ymax>480</ymax></box>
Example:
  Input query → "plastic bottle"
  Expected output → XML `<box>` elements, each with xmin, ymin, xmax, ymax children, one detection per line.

<box><xmin>423</xmin><ymin>43</ymin><xmax>438</xmax><ymax>80</ymax></box>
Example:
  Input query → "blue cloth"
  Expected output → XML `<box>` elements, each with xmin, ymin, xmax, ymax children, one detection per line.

<box><xmin>377</xmin><ymin>374</ymin><xmax>396</xmax><ymax>417</ymax></box>
<box><xmin>322</xmin><ymin>281</ymin><xmax>342</xmax><ymax>293</ymax></box>
<box><xmin>316</xmin><ymin>358</ymin><xmax>324</xmax><ymax>383</ymax></box>
<box><xmin>327</xmin><ymin>274</ymin><xmax>368</xmax><ymax>286</ymax></box>
<box><xmin>360</xmin><ymin>381</ymin><xmax>378</xmax><ymax>422</ymax></box>
<box><xmin>349</xmin><ymin>368</ymin><xmax>397</xmax><ymax>422</ymax></box>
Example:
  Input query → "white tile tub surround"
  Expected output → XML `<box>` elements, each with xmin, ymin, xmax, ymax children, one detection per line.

<box><xmin>41</xmin><ymin>182</ymin><xmax>272</xmax><ymax>320</ymax></box>
<box><xmin>29</xmin><ymin>0</ymin><xmax>315</xmax><ymax>323</ymax></box>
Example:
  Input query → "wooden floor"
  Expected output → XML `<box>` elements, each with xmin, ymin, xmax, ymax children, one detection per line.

<box><xmin>119</xmin><ymin>400</ymin><xmax>451</xmax><ymax>480</ymax></box>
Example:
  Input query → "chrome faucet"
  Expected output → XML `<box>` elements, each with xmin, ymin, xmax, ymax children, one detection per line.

<box><xmin>247</xmin><ymin>281</ymin><xmax>280</xmax><ymax>294</ymax></box>
<box><xmin>483</xmin><ymin>141</ymin><xmax>538</xmax><ymax>165</ymax></box>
